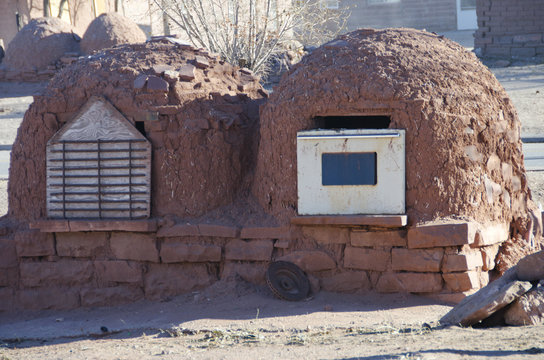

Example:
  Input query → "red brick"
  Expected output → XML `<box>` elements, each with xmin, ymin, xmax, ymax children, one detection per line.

<box><xmin>278</xmin><ymin>251</ymin><xmax>336</xmax><ymax>272</ymax></box>
<box><xmin>198</xmin><ymin>224</ymin><xmax>240</xmax><ymax>238</ymax></box>
<box><xmin>240</xmin><ymin>226</ymin><xmax>291</xmax><ymax>239</ymax></box>
<box><xmin>473</xmin><ymin>223</ymin><xmax>509</xmax><ymax>246</ymax></box>
<box><xmin>0</xmin><ymin>238</ymin><xmax>17</xmax><ymax>268</ymax></box>
<box><xmin>443</xmin><ymin>271</ymin><xmax>480</xmax><ymax>292</ymax></box>
<box><xmin>442</xmin><ymin>251</ymin><xmax>483</xmax><ymax>273</ymax></box>
<box><xmin>29</xmin><ymin>220</ymin><xmax>70</xmax><ymax>232</ymax></box>
<box><xmin>20</xmin><ymin>260</ymin><xmax>93</xmax><ymax>287</ymax></box>
<box><xmin>0</xmin><ymin>288</ymin><xmax>15</xmax><ymax>311</ymax></box>
<box><xmin>157</xmin><ymin>223</ymin><xmax>200</xmax><ymax>237</ymax></box>
<box><xmin>56</xmin><ymin>232</ymin><xmax>108</xmax><ymax>257</ymax></box>
<box><xmin>0</xmin><ymin>267</ymin><xmax>18</xmax><ymax>287</ymax></box>
<box><xmin>221</xmin><ymin>262</ymin><xmax>268</xmax><ymax>285</ymax></box>
<box><xmin>110</xmin><ymin>232</ymin><xmax>159</xmax><ymax>262</ymax></box>
<box><xmin>80</xmin><ymin>286</ymin><xmax>144</xmax><ymax>307</ymax></box>
<box><xmin>68</xmin><ymin>220</ymin><xmax>157</xmax><ymax>232</ymax></box>
<box><xmin>344</xmin><ymin>247</ymin><xmax>390</xmax><ymax>272</ymax></box>
<box><xmin>351</xmin><ymin>230</ymin><xmax>407</xmax><ymax>247</ymax></box>
<box><xmin>225</xmin><ymin>239</ymin><xmax>273</xmax><ymax>261</ymax></box>
<box><xmin>94</xmin><ymin>260</ymin><xmax>142</xmax><ymax>285</ymax></box>
<box><xmin>302</xmin><ymin>226</ymin><xmax>349</xmax><ymax>244</ymax></box>
<box><xmin>160</xmin><ymin>241</ymin><xmax>222</xmax><ymax>263</ymax></box>
<box><xmin>274</xmin><ymin>239</ymin><xmax>290</xmax><ymax>249</ymax></box>
<box><xmin>320</xmin><ymin>271</ymin><xmax>371</xmax><ymax>293</ymax></box>
<box><xmin>376</xmin><ymin>273</ymin><xmax>443</xmax><ymax>293</ymax></box>
<box><xmin>392</xmin><ymin>248</ymin><xmax>444</xmax><ymax>272</ymax></box>
<box><xmin>144</xmin><ymin>264</ymin><xmax>213</xmax><ymax>300</ymax></box>
<box><xmin>407</xmin><ymin>222</ymin><xmax>477</xmax><ymax>249</ymax></box>
<box><xmin>19</xmin><ymin>287</ymin><xmax>80</xmax><ymax>310</ymax></box>
<box><xmin>14</xmin><ymin>230</ymin><xmax>55</xmax><ymax>257</ymax></box>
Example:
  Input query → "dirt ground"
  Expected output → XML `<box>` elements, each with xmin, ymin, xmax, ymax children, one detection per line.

<box><xmin>0</xmin><ymin>63</ymin><xmax>543</xmax><ymax>359</ymax></box>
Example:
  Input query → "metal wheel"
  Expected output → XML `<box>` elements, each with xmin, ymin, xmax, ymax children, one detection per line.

<box><xmin>266</xmin><ymin>261</ymin><xmax>310</xmax><ymax>301</ymax></box>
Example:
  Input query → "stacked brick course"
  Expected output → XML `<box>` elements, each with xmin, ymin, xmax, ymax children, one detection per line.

<box><xmin>475</xmin><ymin>0</ymin><xmax>544</xmax><ymax>58</ymax></box>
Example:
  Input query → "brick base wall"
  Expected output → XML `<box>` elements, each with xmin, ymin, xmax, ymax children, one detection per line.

<box><xmin>475</xmin><ymin>0</ymin><xmax>544</xmax><ymax>58</ymax></box>
<box><xmin>0</xmin><ymin>219</ymin><xmax>511</xmax><ymax>311</ymax></box>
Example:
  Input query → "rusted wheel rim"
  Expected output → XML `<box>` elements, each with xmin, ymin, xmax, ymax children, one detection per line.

<box><xmin>266</xmin><ymin>261</ymin><xmax>310</xmax><ymax>301</ymax></box>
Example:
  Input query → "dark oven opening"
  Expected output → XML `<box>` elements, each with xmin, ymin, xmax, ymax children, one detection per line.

<box><xmin>314</xmin><ymin>115</ymin><xmax>391</xmax><ymax>129</ymax></box>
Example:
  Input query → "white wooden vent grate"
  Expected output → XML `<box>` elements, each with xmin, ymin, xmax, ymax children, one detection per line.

<box><xmin>46</xmin><ymin>96</ymin><xmax>152</xmax><ymax>220</ymax></box>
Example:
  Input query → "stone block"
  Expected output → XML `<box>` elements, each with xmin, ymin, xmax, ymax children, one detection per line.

<box><xmin>14</xmin><ymin>230</ymin><xmax>55</xmax><ymax>257</ymax></box>
<box><xmin>480</xmin><ymin>244</ymin><xmax>500</xmax><ymax>271</ymax></box>
<box><xmin>133</xmin><ymin>74</ymin><xmax>148</xmax><ymax>89</ymax></box>
<box><xmin>376</xmin><ymin>273</ymin><xmax>443</xmax><ymax>293</ymax></box>
<box><xmin>225</xmin><ymin>239</ymin><xmax>273</xmax><ymax>261</ymax></box>
<box><xmin>194</xmin><ymin>55</ymin><xmax>209</xmax><ymax>69</ymax></box>
<box><xmin>157</xmin><ymin>223</ymin><xmax>199</xmax><ymax>237</ymax></box>
<box><xmin>516</xmin><ymin>250</ymin><xmax>544</xmax><ymax>281</ymax></box>
<box><xmin>440</xmin><ymin>268</ymin><xmax>532</xmax><ymax>326</ymax></box>
<box><xmin>110</xmin><ymin>232</ymin><xmax>159</xmax><ymax>262</ymax></box>
<box><xmin>94</xmin><ymin>260</ymin><xmax>142</xmax><ymax>285</ymax></box>
<box><xmin>221</xmin><ymin>262</ymin><xmax>268</xmax><ymax>284</ymax></box>
<box><xmin>504</xmin><ymin>286</ymin><xmax>544</xmax><ymax>326</ymax></box>
<box><xmin>407</xmin><ymin>222</ymin><xmax>476</xmax><ymax>249</ymax></box>
<box><xmin>144</xmin><ymin>264</ymin><xmax>214</xmax><ymax>300</ymax></box>
<box><xmin>81</xmin><ymin>286</ymin><xmax>144</xmax><ymax>307</ymax></box>
<box><xmin>473</xmin><ymin>223</ymin><xmax>509</xmax><ymax>246</ymax></box>
<box><xmin>56</xmin><ymin>232</ymin><xmax>108</xmax><ymax>257</ymax></box>
<box><xmin>20</xmin><ymin>260</ymin><xmax>93</xmax><ymax>287</ymax></box>
<box><xmin>442</xmin><ymin>251</ymin><xmax>483</xmax><ymax>273</ymax></box>
<box><xmin>392</xmin><ymin>248</ymin><xmax>444</xmax><ymax>272</ymax></box>
<box><xmin>513</xmin><ymin>33</ymin><xmax>542</xmax><ymax>44</ymax></box>
<box><xmin>160</xmin><ymin>241</ymin><xmax>222</xmax><ymax>263</ymax></box>
<box><xmin>0</xmin><ymin>238</ymin><xmax>18</xmax><ymax>268</ymax></box>
<box><xmin>146</xmin><ymin>75</ymin><xmax>169</xmax><ymax>92</ymax></box>
<box><xmin>443</xmin><ymin>271</ymin><xmax>480</xmax><ymax>292</ymax></box>
<box><xmin>197</xmin><ymin>224</ymin><xmax>239</xmax><ymax>238</ymax></box>
<box><xmin>351</xmin><ymin>230</ymin><xmax>407</xmax><ymax>247</ymax></box>
<box><xmin>19</xmin><ymin>287</ymin><xmax>80</xmax><ymax>310</ymax></box>
<box><xmin>178</xmin><ymin>64</ymin><xmax>196</xmax><ymax>81</ymax></box>
<box><xmin>511</xmin><ymin>47</ymin><xmax>536</xmax><ymax>57</ymax></box>
<box><xmin>0</xmin><ymin>288</ymin><xmax>15</xmax><ymax>311</ymax></box>
<box><xmin>278</xmin><ymin>251</ymin><xmax>336</xmax><ymax>272</ymax></box>
<box><xmin>274</xmin><ymin>239</ymin><xmax>290</xmax><ymax>249</ymax></box>
<box><xmin>302</xmin><ymin>226</ymin><xmax>349</xmax><ymax>244</ymax></box>
<box><xmin>344</xmin><ymin>247</ymin><xmax>390</xmax><ymax>272</ymax></box>
<box><xmin>320</xmin><ymin>271</ymin><xmax>371</xmax><ymax>293</ymax></box>
<box><xmin>240</xmin><ymin>226</ymin><xmax>290</xmax><ymax>239</ymax></box>
<box><xmin>0</xmin><ymin>267</ymin><xmax>18</xmax><ymax>287</ymax></box>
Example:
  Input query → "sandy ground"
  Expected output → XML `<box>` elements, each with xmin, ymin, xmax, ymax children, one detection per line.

<box><xmin>0</xmin><ymin>61</ymin><xmax>543</xmax><ymax>359</ymax></box>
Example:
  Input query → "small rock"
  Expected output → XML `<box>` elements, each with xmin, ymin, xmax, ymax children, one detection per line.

<box><xmin>504</xmin><ymin>285</ymin><xmax>544</xmax><ymax>325</ymax></box>
<box><xmin>163</xmin><ymin>70</ymin><xmax>179</xmax><ymax>81</ymax></box>
<box><xmin>440</xmin><ymin>268</ymin><xmax>532</xmax><ymax>327</ymax></box>
<box><xmin>146</xmin><ymin>75</ymin><xmax>169</xmax><ymax>92</ymax></box>
<box><xmin>178</xmin><ymin>64</ymin><xmax>196</xmax><ymax>81</ymax></box>
<box><xmin>133</xmin><ymin>74</ymin><xmax>148</xmax><ymax>89</ymax></box>
<box><xmin>194</xmin><ymin>55</ymin><xmax>209</xmax><ymax>69</ymax></box>
<box><xmin>152</xmin><ymin>64</ymin><xmax>175</xmax><ymax>74</ymax></box>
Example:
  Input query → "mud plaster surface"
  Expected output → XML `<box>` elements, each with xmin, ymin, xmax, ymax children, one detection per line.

<box><xmin>81</xmin><ymin>12</ymin><xmax>147</xmax><ymax>54</ymax></box>
<box><xmin>7</xmin><ymin>40</ymin><xmax>266</xmax><ymax>223</ymax></box>
<box><xmin>254</xmin><ymin>28</ymin><xmax>534</xmax><ymax>233</ymax></box>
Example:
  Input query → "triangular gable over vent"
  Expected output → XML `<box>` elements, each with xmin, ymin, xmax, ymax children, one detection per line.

<box><xmin>46</xmin><ymin>97</ymin><xmax>151</xmax><ymax>220</ymax></box>
<box><xmin>48</xmin><ymin>96</ymin><xmax>146</xmax><ymax>144</ymax></box>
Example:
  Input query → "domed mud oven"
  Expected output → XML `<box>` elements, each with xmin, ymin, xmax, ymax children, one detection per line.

<box><xmin>0</xmin><ymin>29</ymin><xmax>540</xmax><ymax>311</ymax></box>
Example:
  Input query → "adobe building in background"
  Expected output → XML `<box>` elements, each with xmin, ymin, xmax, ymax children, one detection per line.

<box><xmin>474</xmin><ymin>0</ymin><xmax>544</xmax><ymax>59</ymax></box>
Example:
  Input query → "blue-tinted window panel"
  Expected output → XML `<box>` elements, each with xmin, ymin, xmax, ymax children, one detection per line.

<box><xmin>322</xmin><ymin>152</ymin><xmax>377</xmax><ymax>186</ymax></box>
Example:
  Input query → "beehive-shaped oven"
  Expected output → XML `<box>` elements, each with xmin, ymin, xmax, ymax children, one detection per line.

<box><xmin>46</xmin><ymin>96</ymin><xmax>151</xmax><ymax>219</ymax></box>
